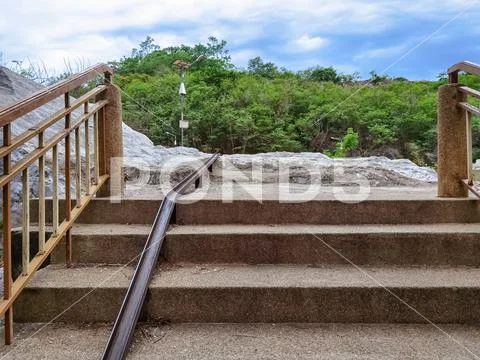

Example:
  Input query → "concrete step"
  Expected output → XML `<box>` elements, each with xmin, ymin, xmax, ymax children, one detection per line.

<box><xmin>49</xmin><ymin>223</ymin><xmax>480</xmax><ymax>267</ymax></box>
<box><xmin>30</xmin><ymin>196</ymin><xmax>480</xmax><ymax>225</ymax></box>
<box><xmin>14</xmin><ymin>264</ymin><xmax>480</xmax><ymax>323</ymax></box>
<box><xmin>176</xmin><ymin>198</ymin><xmax>480</xmax><ymax>224</ymax></box>
<box><xmin>165</xmin><ymin>223</ymin><xmax>480</xmax><ymax>266</ymax></box>
<box><xmin>2</xmin><ymin>323</ymin><xmax>480</xmax><ymax>359</ymax></box>
<box><xmin>50</xmin><ymin>224</ymin><xmax>150</xmax><ymax>265</ymax></box>
<box><xmin>30</xmin><ymin>198</ymin><xmax>162</xmax><ymax>225</ymax></box>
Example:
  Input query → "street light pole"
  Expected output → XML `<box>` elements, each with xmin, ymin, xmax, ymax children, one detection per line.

<box><xmin>179</xmin><ymin>68</ymin><xmax>186</xmax><ymax>146</ymax></box>
<box><xmin>174</xmin><ymin>55</ymin><xmax>204</xmax><ymax>147</ymax></box>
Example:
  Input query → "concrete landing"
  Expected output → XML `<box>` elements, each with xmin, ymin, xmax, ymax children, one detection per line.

<box><xmin>1</xmin><ymin>323</ymin><xmax>479</xmax><ymax>359</ymax></box>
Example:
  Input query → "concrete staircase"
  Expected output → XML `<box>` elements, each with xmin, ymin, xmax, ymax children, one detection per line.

<box><xmin>16</xmin><ymin>194</ymin><xmax>480</xmax><ymax>322</ymax></box>
<box><xmin>10</xmin><ymin>191</ymin><xmax>480</xmax><ymax>357</ymax></box>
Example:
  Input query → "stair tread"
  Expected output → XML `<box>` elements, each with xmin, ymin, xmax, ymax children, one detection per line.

<box><xmin>179</xmin><ymin>184</ymin><xmax>449</xmax><ymax>201</ymax></box>
<box><xmin>25</xmin><ymin>223</ymin><xmax>480</xmax><ymax>236</ymax></box>
<box><xmin>2</xmin><ymin>323</ymin><xmax>480</xmax><ymax>360</ymax></box>
<box><xmin>28</xmin><ymin>264</ymin><xmax>480</xmax><ymax>289</ymax></box>
<box><xmin>18</xmin><ymin>223</ymin><xmax>151</xmax><ymax>235</ymax></box>
<box><xmin>168</xmin><ymin>223</ymin><xmax>480</xmax><ymax>235</ymax></box>
<box><xmin>71</xmin><ymin>223</ymin><xmax>151</xmax><ymax>235</ymax></box>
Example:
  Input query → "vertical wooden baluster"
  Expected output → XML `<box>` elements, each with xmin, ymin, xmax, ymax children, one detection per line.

<box><xmin>3</xmin><ymin>124</ymin><xmax>13</xmax><ymax>344</ymax></box>
<box><xmin>75</xmin><ymin>126</ymin><xmax>81</xmax><ymax>207</ymax></box>
<box><xmin>65</xmin><ymin>93</ymin><xmax>72</xmax><ymax>267</ymax></box>
<box><xmin>85</xmin><ymin>116</ymin><xmax>90</xmax><ymax>195</ymax></box>
<box><xmin>38</xmin><ymin>132</ymin><xmax>45</xmax><ymax>254</ymax></box>
<box><xmin>93</xmin><ymin>112</ymin><xmax>99</xmax><ymax>184</ymax></box>
<box><xmin>466</xmin><ymin>110</ymin><xmax>473</xmax><ymax>185</ymax></box>
<box><xmin>22</xmin><ymin>168</ymin><xmax>30</xmax><ymax>275</ymax></box>
<box><xmin>97</xmin><ymin>104</ymin><xmax>106</xmax><ymax>180</ymax></box>
<box><xmin>52</xmin><ymin>145</ymin><xmax>59</xmax><ymax>236</ymax></box>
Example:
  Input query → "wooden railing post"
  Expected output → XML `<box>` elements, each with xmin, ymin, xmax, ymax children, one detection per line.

<box><xmin>3</xmin><ymin>124</ymin><xmax>13</xmax><ymax>345</ymax></box>
<box><xmin>64</xmin><ymin>93</ymin><xmax>72</xmax><ymax>266</ymax></box>
<box><xmin>96</xmin><ymin>80</ymin><xmax>123</xmax><ymax>198</ymax></box>
<box><xmin>437</xmin><ymin>83</ymin><xmax>469</xmax><ymax>197</ymax></box>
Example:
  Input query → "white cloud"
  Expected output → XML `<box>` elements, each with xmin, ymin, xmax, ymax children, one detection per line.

<box><xmin>0</xmin><ymin>0</ymin><xmax>478</xmax><ymax>72</ymax></box>
<box><xmin>2</xmin><ymin>33</ymin><xmax>136</xmax><ymax>72</ymax></box>
<box><xmin>288</xmin><ymin>35</ymin><xmax>328</xmax><ymax>52</ymax></box>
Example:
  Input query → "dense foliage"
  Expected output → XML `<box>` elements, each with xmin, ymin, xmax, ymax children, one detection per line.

<box><xmin>110</xmin><ymin>37</ymin><xmax>480</xmax><ymax>165</ymax></box>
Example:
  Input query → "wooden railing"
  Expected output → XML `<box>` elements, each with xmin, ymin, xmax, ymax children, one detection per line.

<box><xmin>0</xmin><ymin>64</ymin><xmax>123</xmax><ymax>344</ymax></box>
<box><xmin>438</xmin><ymin>61</ymin><xmax>480</xmax><ymax>197</ymax></box>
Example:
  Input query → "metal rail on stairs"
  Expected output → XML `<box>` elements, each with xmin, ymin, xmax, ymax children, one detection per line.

<box><xmin>102</xmin><ymin>153</ymin><xmax>220</xmax><ymax>360</ymax></box>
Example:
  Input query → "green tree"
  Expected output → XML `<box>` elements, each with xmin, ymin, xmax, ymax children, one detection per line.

<box><xmin>111</xmin><ymin>37</ymin><xmax>456</xmax><ymax>164</ymax></box>
<box><xmin>326</xmin><ymin>128</ymin><xmax>360</xmax><ymax>157</ymax></box>
<box><xmin>247</xmin><ymin>57</ymin><xmax>279</xmax><ymax>79</ymax></box>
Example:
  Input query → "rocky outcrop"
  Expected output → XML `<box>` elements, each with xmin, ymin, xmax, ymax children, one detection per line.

<box><xmin>1</xmin><ymin>67</ymin><xmax>438</xmax><ymax>224</ymax></box>
<box><xmin>212</xmin><ymin>152</ymin><xmax>436</xmax><ymax>187</ymax></box>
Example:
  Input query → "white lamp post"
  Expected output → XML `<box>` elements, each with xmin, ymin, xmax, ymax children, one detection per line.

<box><xmin>174</xmin><ymin>55</ymin><xmax>204</xmax><ymax>146</ymax></box>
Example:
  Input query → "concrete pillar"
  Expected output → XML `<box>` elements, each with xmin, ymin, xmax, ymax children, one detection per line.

<box><xmin>96</xmin><ymin>84</ymin><xmax>124</xmax><ymax>198</ymax></box>
<box><xmin>437</xmin><ymin>84</ymin><xmax>468</xmax><ymax>197</ymax></box>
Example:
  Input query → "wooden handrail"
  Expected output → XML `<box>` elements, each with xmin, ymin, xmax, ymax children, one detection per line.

<box><xmin>448</xmin><ymin>61</ymin><xmax>480</xmax><ymax>83</ymax></box>
<box><xmin>0</xmin><ymin>85</ymin><xmax>107</xmax><ymax>159</ymax></box>
<box><xmin>0</xmin><ymin>63</ymin><xmax>121</xmax><ymax>345</ymax></box>
<box><xmin>458</xmin><ymin>102</ymin><xmax>480</xmax><ymax>117</ymax></box>
<box><xmin>0</xmin><ymin>100</ymin><xmax>108</xmax><ymax>188</ymax></box>
<box><xmin>0</xmin><ymin>63</ymin><xmax>112</xmax><ymax>127</ymax></box>
<box><xmin>458</xmin><ymin>86</ymin><xmax>480</xmax><ymax>100</ymax></box>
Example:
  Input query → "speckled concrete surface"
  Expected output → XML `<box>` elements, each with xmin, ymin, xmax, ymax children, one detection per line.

<box><xmin>178</xmin><ymin>184</ymin><xmax>442</xmax><ymax>202</ymax></box>
<box><xmin>1</xmin><ymin>323</ymin><xmax>479</xmax><ymax>359</ymax></box>
<box><xmin>168</xmin><ymin>223</ymin><xmax>480</xmax><ymax>235</ymax></box>
<box><xmin>14</xmin><ymin>264</ymin><xmax>480</xmax><ymax>323</ymax></box>
<box><xmin>125</xmin><ymin>184</ymin><xmax>449</xmax><ymax>201</ymax></box>
<box><xmin>21</xmin><ymin>264</ymin><xmax>480</xmax><ymax>289</ymax></box>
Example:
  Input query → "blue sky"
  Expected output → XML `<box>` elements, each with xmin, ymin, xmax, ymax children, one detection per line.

<box><xmin>0</xmin><ymin>0</ymin><xmax>479</xmax><ymax>80</ymax></box>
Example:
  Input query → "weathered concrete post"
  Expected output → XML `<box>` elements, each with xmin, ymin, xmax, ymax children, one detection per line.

<box><xmin>97</xmin><ymin>83</ymin><xmax>124</xmax><ymax>198</ymax></box>
<box><xmin>437</xmin><ymin>84</ymin><xmax>468</xmax><ymax>197</ymax></box>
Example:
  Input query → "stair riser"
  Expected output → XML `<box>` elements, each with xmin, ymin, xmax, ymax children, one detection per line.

<box><xmin>177</xmin><ymin>200</ymin><xmax>480</xmax><ymax>225</ymax></box>
<box><xmin>53</xmin><ymin>233</ymin><xmax>480</xmax><ymax>267</ymax></box>
<box><xmin>14</xmin><ymin>288</ymin><xmax>127</xmax><ymax>323</ymax></box>
<box><xmin>30</xmin><ymin>199</ymin><xmax>480</xmax><ymax>225</ymax></box>
<box><xmin>15</xmin><ymin>287</ymin><xmax>480</xmax><ymax>323</ymax></box>
<box><xmin>165</xmin><ymin>233</ymin><xmax>480</xmax><ymax>266</ymax></box>
<box><xmin>30</xmin><ymin>199</ymin><xmax>161</xmax><ymax>225</ymax></box>
<box><xmin>51</xmin><ymin>235</ymin><xmax>146</xmax><ymax>265</ymax></box>
<box><xmin>149</xmin><ymin>288</ymin><xmax>480</xmax><ymax>323</ymax></box>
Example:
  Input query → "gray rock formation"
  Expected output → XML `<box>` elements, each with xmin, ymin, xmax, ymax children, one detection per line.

<box><xmin>213</xmin><ymin>152</ymin><xmax>436</xmax><ymax>187</ymax></box>
<box><xmin>0</xmin><ymin>66</ymin><xmax>438</xmax><ymax>224</ymax></box>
